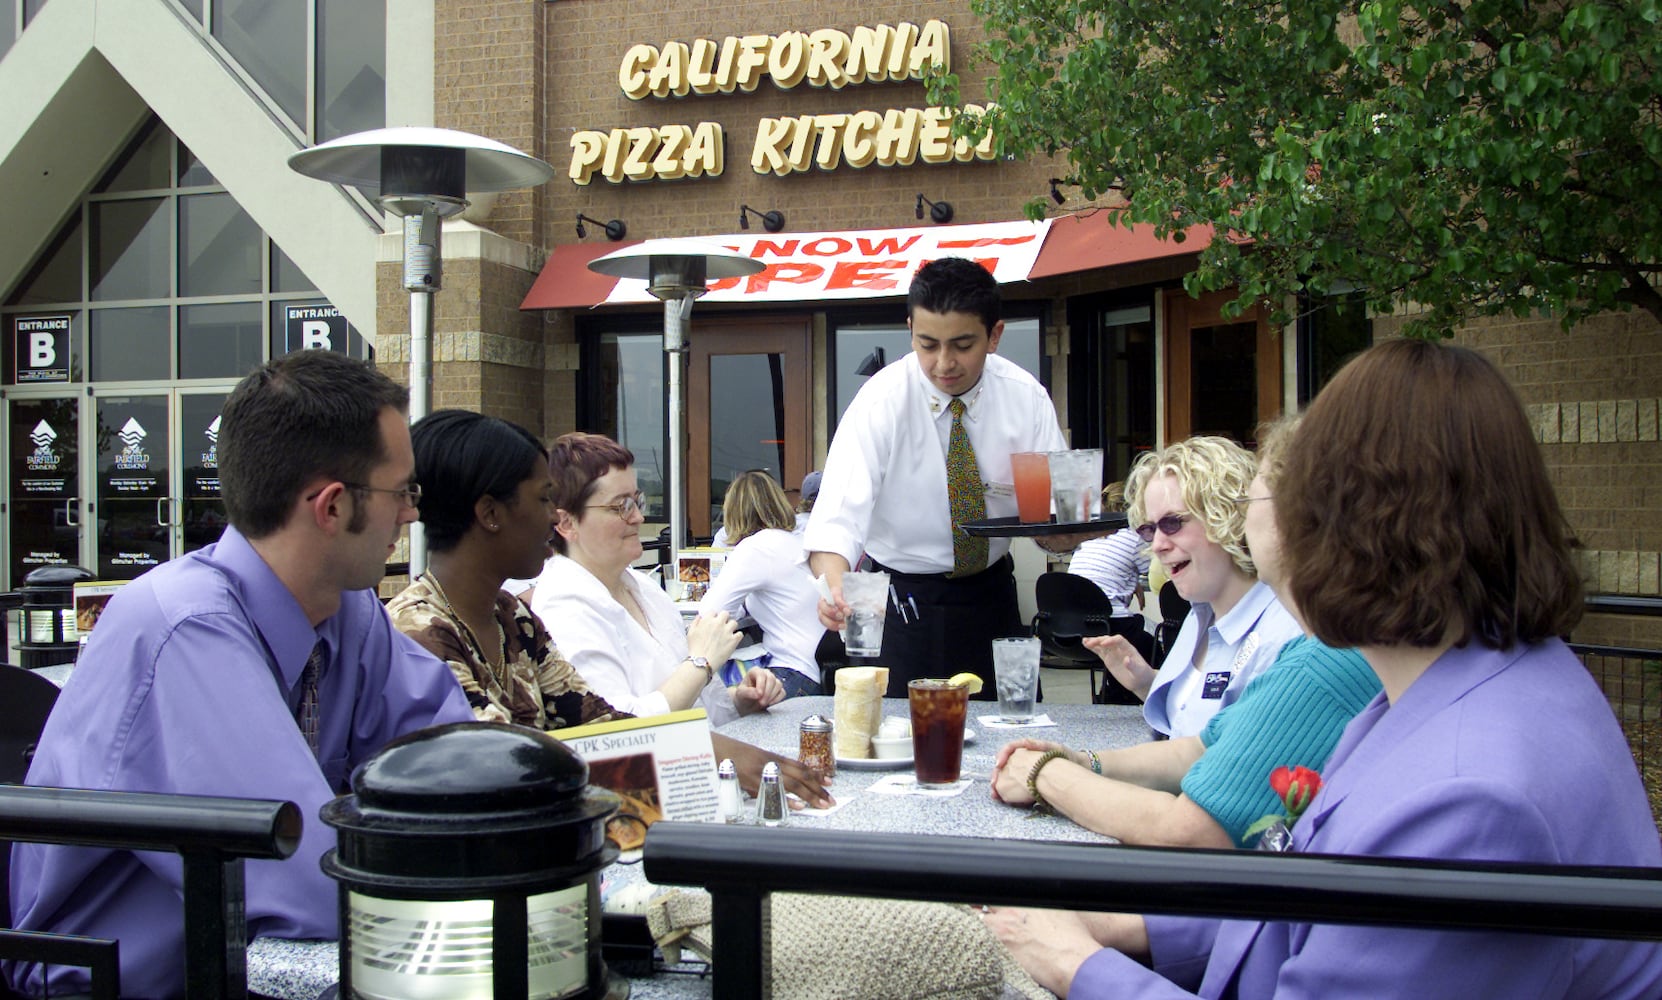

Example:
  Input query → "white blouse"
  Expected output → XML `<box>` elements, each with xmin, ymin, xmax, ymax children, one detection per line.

<box><xmin>697</xmin><ymin>527</ymin><xmax>823</xmax><ymax>683</ymax></box>
<box><xmin>530</xmin><ymin>555</ymin><xmax>737</xmax><ymax>725</ymax></box>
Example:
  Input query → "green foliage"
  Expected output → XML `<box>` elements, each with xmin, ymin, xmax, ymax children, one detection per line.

<box><xmin>933</xmin><ymin>0</ymin><xmax>1662</xmax><ymax>338</ymax></box>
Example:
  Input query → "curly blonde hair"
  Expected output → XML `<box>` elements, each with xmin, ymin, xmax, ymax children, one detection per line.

<box><xmin>721</xmin><ymin>470</ymin><xmax>796</xmax><ymax>545</ymax></box>
<box><xmin>1124</xmin><ymin>436</ymin><xmax>1257</xmax><ymax>575</ymax></box>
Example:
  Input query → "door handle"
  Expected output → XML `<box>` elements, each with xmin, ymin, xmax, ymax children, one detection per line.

<box><xmin>156</xmin><ymin>497</ymin><xmax>173</xmax><ymax>527</ymax></box>
<box><xmin>64</xmin><ymin>498</ymin><xmax>80</xmax><ymax>528</ymax></box>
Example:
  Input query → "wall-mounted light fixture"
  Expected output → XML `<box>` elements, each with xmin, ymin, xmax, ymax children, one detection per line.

<box><xmin>1048</xmin><ymin>178</ymin><xmax>1067</xmax><ymax>206</ymax></box>
<box><xmin>916</xmin><ymin>194</ymin><xmax>954</xmax><ymax>224</ymax></box>
<box><xmin>576</xmin><ymin>213</ymin><xmax>628</xmax><ymax>241</ymax></box>
<box><xmin>738</xmin><ymin>205</ymin><xmax>786</xmax><ymax>233</ymax></box>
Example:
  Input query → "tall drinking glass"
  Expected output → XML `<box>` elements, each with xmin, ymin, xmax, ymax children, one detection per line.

<box><xmin>1047</xmin><ymin>450</ymin><xmax>1095</xmax><ymax>523</ymax></box>
<box><xmin>1010</xmin><ymin>452</ymin><xmax>1051</xmax><ymax>523</ymax></box>
<box><xmin>840</xmin><ymin>571</ymin><xmax>890</xmax><ymax>658</ymax></box>
<box><xmin>991</xmin><ymin>636</ymin><xmax>1042</xmax><ymax>722</ymax></box>
<box><xmin>908</xmin><ymin>679</ymin><xmax>969</xmax><ymax>788</ymax></box>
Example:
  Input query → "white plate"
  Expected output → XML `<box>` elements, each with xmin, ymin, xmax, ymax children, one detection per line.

<box><xmin>834</xmin><ymin>728</ymin><xmax>976</xmax><ymax>770</ymax></box>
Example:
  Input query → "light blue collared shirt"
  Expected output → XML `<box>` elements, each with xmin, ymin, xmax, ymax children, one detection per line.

<box><xmin>1142</xmin><ymin>580</ymin><xmax>1300</xmax><ymax>737</ymax></box>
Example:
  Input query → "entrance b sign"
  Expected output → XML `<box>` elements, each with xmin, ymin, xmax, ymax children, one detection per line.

<box><xmin>14</xmin><ymin>315</ymin><xmax>70</xmax><ymax>384</ymax></box>
<box><xmin>284</xmin><ymin>305</ymin><xmax>349</xmax><ymax>353</ymax></box>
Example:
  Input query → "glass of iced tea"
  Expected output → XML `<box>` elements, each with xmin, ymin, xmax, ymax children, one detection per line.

<box><xmin>908</xmin><ymin>678</ymin><xmax>969</xmax><ymax>788</ymax></box>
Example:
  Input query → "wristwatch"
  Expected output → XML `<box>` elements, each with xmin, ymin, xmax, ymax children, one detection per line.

<box><xmin>688</xmin><ymin>655</ymin><xmax>713</xmax><ymax>681</ymax></box>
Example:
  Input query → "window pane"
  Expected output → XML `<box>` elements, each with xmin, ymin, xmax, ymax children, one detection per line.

<box><xmin>90</xmin><ymin>199</ymin><xmax>169</xmax><ymax>302</ymax></box>
<box><xmin>177</xmin><ymin>140</ymin><xmax>217</xmax><ymax>187</ymax></box>
<box><xmin>1188</xmin><ymin>321</ymin><xmax>1258</xmax><ymax>444</ymax></box>
<box><xmin>22</xmin><ymin>0</ymin><xmax>46</xmax><ymax>25</ymax></box>
<box><xmin>213</xmin><ymin>0</ymin><xmax>306</xmax><ymax>126</ymax></box>
<box><xmin>179</xmin><ymin>193</ymin><xmax>260</xmax><ymax>297</ymax></box>
<box><xmin>1299</xmin><ymin>292</ymin><xmax>1371</xmax><ymax>404</ymax></box>
<box><xmin>175</xmin><ymin>0</ymin><xmax>203</xmax><ymax>22</ymax></box>
<box><xmin>90</xmin><ymin>306</ymin><xmax>170</xmax><ymax>381</ymax></box>
<box><xmin>831</xmin><ymin>324</ymin><xmax>910</xmax><ymax>421</ymax></box>
<box><xmin>592</xmin><ymin>332</ymin><xmax>665</xmax><ymax>519</ymax></box>
<box><xmin>7</xmin><ymin>210</ymin><xmax>81</xmax><ymax>307</ymax></box>
<box><xmin>1</xmin><ymin>1</ymin><xmax>16</xmax><ymax>59</ymax></box>
<box><xmin>271</xmin><ymin>241</ymin><xmax>315</xmax><ymax>292</ymax></box>
<box><xmin>97</xmin><ymin>123</ymin><xmax>170</xmax><ymax>194</ymax></box>
<box><xmin>708</xmin><ymin>353</ymin><xmax>786</xmax><ymax>526</ymax></box>
<box><xmin>317</xmin><ymin>0</ymin><xmax>385</xmax><ymax>142</ymax></box>
<box><xmin>180</xmin><ymin>302</ymin><xmax>262</xmax><ymax>379</ymax></box>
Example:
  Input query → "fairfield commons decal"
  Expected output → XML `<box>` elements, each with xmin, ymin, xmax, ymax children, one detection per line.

<box><xmin>568</xmin><ymin>20</ymin><xmax>997</xmax><ymax>184</ymax></box>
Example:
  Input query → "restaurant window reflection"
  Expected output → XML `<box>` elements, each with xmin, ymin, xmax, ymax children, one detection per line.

<box><xmin>829</xmin><ymin>312</ymin><xmax>1044</xmax><ymax>427</ymax></box>
<box><xmin>1297</xmin><ymin>290</ymin><xmax>1372</xmax><ymax>405</ymax></box>
<box><xmin>579</xmin><ymin>328</ymin><xmax>666</xmax><ymax>521</ymax></box>
<box><xmin>1068</xmin><ymin>297</ymin><xmax>1155</xmax><ymax>483</ymax></box>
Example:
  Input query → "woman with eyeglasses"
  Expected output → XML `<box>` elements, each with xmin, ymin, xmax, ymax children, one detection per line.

<box><xmin>530</xmin><ymin>432</ymin><xmax>785</xmax><ymax>725</ymax></box>
<box><xmin>988</xmin><ymin>418</ymin><xmax>1378</xmax><ymax>847</ymax></box>
<box><xmin>389</xmin><ymin>412</ymin><xmax>830</xmax><ymax>808</ymax></box>
<box><xmin>697</xmin><ymin>470</ymin><xmax>827</xmax><ymax>698</ymax></box>
<box><xmin>1086</xmin><ymin>436</ymin><xmax>1300</xmax><ymax>738</ymax></box>
<box><xmin>986</xmin><ymin>338</ymin><xmax>1662</xmax><ymax>999</ymax></box>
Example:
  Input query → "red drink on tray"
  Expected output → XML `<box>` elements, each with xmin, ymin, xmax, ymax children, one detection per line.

<box><xmin>1010</xmin><ymin>452</ymin><xmax>1051</xmax><ymax>523</ymax></box>
<box><xmin>908</xmin><ymin>678</ymin><xmax>969</xmax><ymax>788</ymax></box>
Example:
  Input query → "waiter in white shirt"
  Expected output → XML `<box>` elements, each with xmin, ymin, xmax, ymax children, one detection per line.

<box><xmin>806</xmin><ymin>257</ymin><xmax>1088</xmax><ymax>697</ymax></box>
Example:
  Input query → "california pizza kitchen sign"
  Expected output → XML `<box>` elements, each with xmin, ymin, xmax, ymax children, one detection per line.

<box><xmin>568</xmin><ymin>20</ymin><xmax>998</xmax><ymax>184</ymax></box>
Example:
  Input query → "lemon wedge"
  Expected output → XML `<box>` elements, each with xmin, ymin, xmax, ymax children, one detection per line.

<box><xmin>948</xmin><ymin>672</ymin><xmax>985</xmax><ymax>694</ymax></box>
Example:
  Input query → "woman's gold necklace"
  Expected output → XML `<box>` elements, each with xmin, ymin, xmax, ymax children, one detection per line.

<box><xmin>423</xmin><ymin>571</ymin><xmax>511</xmax><ymax>690</ymax></box>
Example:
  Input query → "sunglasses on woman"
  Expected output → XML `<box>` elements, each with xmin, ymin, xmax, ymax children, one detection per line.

<box><xmin>1134</xmin><ymin>513</ymin><xmax>1190</xmax><ymax>543</ymax></box>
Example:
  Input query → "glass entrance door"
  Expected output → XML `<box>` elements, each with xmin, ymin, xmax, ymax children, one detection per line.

<box><xmin>7</xmin><ymin>396</ymin><xmax>84</xmax><ymax>587</ymax></box>
<box><xmin>1162</xmin><ymin>289</ymin><xmax>1282</xmax><ymax>446</ymax></box>
<box><xmin>94</xmin><ymin>395</ymin><xmax>171</xmax><ymax>579</ymax></box>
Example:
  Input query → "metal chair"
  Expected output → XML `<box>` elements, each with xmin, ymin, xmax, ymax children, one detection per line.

<box><xmin>1150</xmin><ymin>581</ymin><xmax>1192</xmax><ymax>670</ymax></box>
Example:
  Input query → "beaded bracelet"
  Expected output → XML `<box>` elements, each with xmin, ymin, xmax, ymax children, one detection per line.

<box><xmin>1084</xmin><ymin>748</ymin><xmax>1103</xmax><ymax>775</ymax></box>
<box><xmin>1026</xmin><ymin>749</ymin><xmax>1070</xmax><ymax>814</ymax></box>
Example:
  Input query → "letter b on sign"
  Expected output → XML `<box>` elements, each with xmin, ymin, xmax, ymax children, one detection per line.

<box><xmin>301</xmin><ymin>321</ymin><xmax>332</xmax><ymax>350</ymax></box>
<box><xmin>29</xmin><ymin>333</ymin><xmax>55</xmax><ymax>368</ymax></box>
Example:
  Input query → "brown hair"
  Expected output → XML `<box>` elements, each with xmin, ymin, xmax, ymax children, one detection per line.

<box><xmin>1255</xmin><ymin>412</ymin><xmax>1302</xmax><ymax>491</ymax></box>
<box><xmin>547</xmin><ymin>432</ymin><xmax>635</xmax><ymax>554</ymax></box>
<box><xmin>1278</xmin><ymin>339</ymin><xmax>1582</xmax><ymax>650</ymax></box>
<box><xmin>721</xmin><ymin>470</ymin><xmax>796</xmax><ymax>545</ymax></box>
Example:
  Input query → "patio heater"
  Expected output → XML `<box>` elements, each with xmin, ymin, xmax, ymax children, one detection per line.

<box><xmin>286</xmin><ymin>127</ymin><xmax>554</xmax><ymax>576</ymax></box>
<box><xmin>587</xmin><ymin>239</ymin><xmax>764</xmax><ymax>556</ymax></box>
<box><xmin>321</xmin><ymin>722</ymin><xmax>624</xmax><ymax>1000</ymax></box>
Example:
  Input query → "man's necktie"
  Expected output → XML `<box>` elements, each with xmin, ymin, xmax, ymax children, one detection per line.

<box><xmin>947</xmin><ymin>398</ymin><xmax>988</xmax><ymax>577</ymax></box>
<box><xmin>297</xmin><ymin>641</ymin><xmax>325</xmax><ymax>757</ymax></box>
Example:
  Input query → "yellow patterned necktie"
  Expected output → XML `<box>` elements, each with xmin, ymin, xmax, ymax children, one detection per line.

<box><xmin>947</xmin><ymin>398</ymin><xmax>988</xmax><ymax>577</ymax></box>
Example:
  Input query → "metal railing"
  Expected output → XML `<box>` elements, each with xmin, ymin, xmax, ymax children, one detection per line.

<box><xmin>1573</xmin><ymin>594</ymin><xmax>1662</xmax><ymax>830</ymax></box>
<box><xmin>643</xmin><ymin>822</ymin><xmax>1662</xmax><ymax>1000</ymax></box>
<box><xmin>0</xmin><ymin>786</ymin><xmax>301</xmax><ymax>1000</ymax></box>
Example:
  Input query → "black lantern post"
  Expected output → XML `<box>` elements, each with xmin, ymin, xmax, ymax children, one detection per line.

<box><xmin>321</xmin><ymin>723</ymin><xmax>625</xmax><ymax>999</ymax></box>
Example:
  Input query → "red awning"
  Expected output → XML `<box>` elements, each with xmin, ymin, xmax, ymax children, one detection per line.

<box><xmin>1027</xmin><ymin>212</ymin><xmax>1211</xmax><ymax>280</ymax></box>
<box><xmin>519</xmin><ymin>214</ymin><xmax>1205</xmax><ymax>311</ymax></box>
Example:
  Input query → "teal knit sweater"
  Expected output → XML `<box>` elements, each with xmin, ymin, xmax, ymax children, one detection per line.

<box><xmin>1180</xmin><ymin>635</ymin><xmax>1381</xmax><ymax>845</ymax></box>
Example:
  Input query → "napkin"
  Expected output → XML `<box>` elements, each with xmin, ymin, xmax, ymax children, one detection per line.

<box><xmin>867</xmin><ymin>773</ymin><xmax>974</xmax><ymax>798</ymax></box>
<box><xmin>788</xmin><ymin>792</ymin><xmax>856</xmax><ymax>817</ymax></box>
<box><xmin>979</xmin><ymin>713</ymin><xmax>1058</xmax><ymax>729</ymax></box>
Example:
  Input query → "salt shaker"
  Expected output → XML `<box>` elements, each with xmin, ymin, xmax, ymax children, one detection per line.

<box><xmin>717</xmin><ymin>758</ymin><xmax>744</xmax><ymax>824</ymax></box>
<box><xmin>756</xmin><ymin>761</ymin><xmax>787</xmax><ymax>827</ymax></box>
<box><xmin>799</xmin><ymin>714</ymin><xmax>835</xmax><ymax>778</ymax></box>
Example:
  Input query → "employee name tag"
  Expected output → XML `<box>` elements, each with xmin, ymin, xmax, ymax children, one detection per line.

<box><xmin>1202</xmin><ymin>671</ymin><xmax>1231</xmax><ymax>699</ymax></box>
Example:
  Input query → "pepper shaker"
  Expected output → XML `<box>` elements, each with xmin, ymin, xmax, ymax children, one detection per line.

<box><xmin>799</xmin><ymin>714</ymin><xmax>835</xmax><ymax>778</ymax></box>
<box><xmin>717</xmin><ymin>758</ymin><xmax>744</xmax><ymax>824</ymax></box>
<box><xmin>756</xmin><ymin>761</ymin><xmax>787</xmax><ymax>827</ymax></box>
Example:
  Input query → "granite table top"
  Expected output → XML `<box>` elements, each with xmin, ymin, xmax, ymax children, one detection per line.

<box><xmin>249</xmin><ymin>697</ymin><xmax>1154</xmax><ymax>999</ymax></box>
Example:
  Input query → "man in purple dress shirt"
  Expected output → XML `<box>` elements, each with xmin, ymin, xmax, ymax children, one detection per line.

<box><xmin>4</xmin><ymin>351</ymin><xmax>472</xmax><ymax>999</ymax></box>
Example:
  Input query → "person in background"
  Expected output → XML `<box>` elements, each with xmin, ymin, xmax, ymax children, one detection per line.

<box><xmin>714</xmin><ymin>468</ymin><xmax>819</xmax><ymax>547</ymax></box>
<box><xmin>1087</xmin><ymin>436</ymin><xmax>1300</xmax><ymax>737</ymax></box>
<box><xmin>4</xmin><ymin>352</ymin><xmax>473</xmax><ymax>999</ymax></box>
<box><xmin>988</xmin><ymin>416</ymin><xmax>1378</xmax><ymax>848</ymax></box>
<box><xmin>390</xmin><ymin>411</ymin><xmax>830</xmax><ymax>804</ymax></box>
<box><xmin>1067</xmin><ymin>481</ymin><xmax>1154</xmax><ymax>662</ymax></box>
<box><xmin>806</xmin><ymin>257</ymin><xmax>1081</xmax><ymax>697</ymax></box>
<box><xmin>699</xmin><ymin>470</ymin><xmax>827</xmax><ymax>698</ymax></box>
<box><xmin>532</xmin><ymin>432</ymin><xmax>784</xmax><ymax>726</ymax></box>
<box><xmin>987</xmin><ymin>339</ymin><xmax>1662</xmax><ymax>998</ymax></box>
